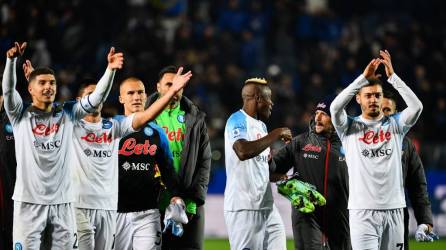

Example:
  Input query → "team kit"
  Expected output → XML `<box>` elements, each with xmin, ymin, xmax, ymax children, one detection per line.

<box><xmin>0</xmin><ymin>41</ymin><xmax>438</xmax><ymax>250</ymax></box>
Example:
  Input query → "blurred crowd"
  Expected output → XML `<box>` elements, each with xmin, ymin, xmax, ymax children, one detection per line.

<box><xmin>1</xmin><ymin>0</ymin><xmax>446</xmax><ymax>168</ymax></box>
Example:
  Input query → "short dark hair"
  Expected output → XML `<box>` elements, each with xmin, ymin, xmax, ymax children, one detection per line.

<box><xmin>77</xmin><ymin>78</ymin><xmax>97</xmax><ymax>97</ymax></box>
<box><xmin>383</xmin><ymin>89</ymin><xmax>398</xmax><ymax>107</ymax></box>
<box><xmin>158</xmin><ymin>65</ymin><xmax>177</xmax><ymax>81</ymax></box>
<box><xmin>365</xmin><ymin>77</ymin><xmax>383</xmax><ymax>87</ymax></box>
<box><xmin>28</xmin><ymin>67</ymin><xmax>55</xmax><ymax>83</ymax></box>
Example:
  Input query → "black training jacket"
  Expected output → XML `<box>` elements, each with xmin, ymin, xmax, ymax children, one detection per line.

<box><xmin>273</xmin><ymin>120</ymin><xmax>349</xmax><ymax>248</ymax></box>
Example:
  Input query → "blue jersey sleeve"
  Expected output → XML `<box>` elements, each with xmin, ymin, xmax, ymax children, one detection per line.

<box><xmin>226</xmin><ymin>111</ymin><xmax>248</xmax><ymax>143</ymax></box>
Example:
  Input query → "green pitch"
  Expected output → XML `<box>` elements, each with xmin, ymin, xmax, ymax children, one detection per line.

<box><xmin>204</xmin><ymin>238</ymin><xmax>446</xmax><ymax>250</ymax></box>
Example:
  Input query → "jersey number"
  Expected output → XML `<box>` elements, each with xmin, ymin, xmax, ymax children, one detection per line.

<box><xmin>73</xmin><ymin>233</ymin><xmax>78</xmax><ymax>249</ymax></box>
<box><xmin>396</xmin><ymin>243</ymin><xmax>404</xmax><ymax>250</ymax></box>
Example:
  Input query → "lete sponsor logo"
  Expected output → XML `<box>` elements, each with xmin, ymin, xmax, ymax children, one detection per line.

<box><xmin>32</xmin><ymin>123</ymin><xmax>60</xmax><ymax>136</ymax></box>
<box><xmin>118</xmin><ymin>138</ymin><xmax>157</xmax><ymax>156</ymax></box>
<box><xmin>81</xmin><ymin>132</ymin><xmax>112</xmax><ymax>144</ymax></box>
<box><xmin>302</xmin><ymin>144</ymin><xmax>322</xmax><ymax>152</ymax></box>
<box><xmin>359</xmin><ymin>130</ymin><xmax>391</xmax><ymax>144</ymax></box>
<box><xmin>162</xmin><ymin>126</ymin><xmax>184</xmax><ymax>142</ymax></box>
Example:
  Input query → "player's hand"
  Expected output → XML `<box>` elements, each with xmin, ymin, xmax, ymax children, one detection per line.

<box><xmin>170</xmin><ymin>67</ymin><xmax>192</xmax><ymax>93</ymax></box>
<box><xmin>23</xmin><ymin>60</ymin><xmax>34</xmax><ymax>81</ymax></box>
<box><xmin>379</xmin><ymin>49</ymin><xmax>394</xmax><ymax>78</ymax></box>
<box><xmin>415</xmin><ymin>224</ymin><xmax>439</xmax><ymax>242</ymax></box>
<box><xmin>273</xmin><ymin>127</ymin><xmax>292</xmax><ymax>144</ymax></box>
<box><xmin>362</xmin><ymin>58</ymin><xmax>381</xmax><ymax>79</ymax></box>
<box><xmin>6</xmin><ymin>42</ymin><xmax>27</xmax><ymax>58</ymax></box>
<box><xmin>107</xmin><ymin>47</ymin><xmax>124</xmax><ymax>70</ymax></box>
<box><xmin>170</xmin><ymin>196</ymin><xmax>185</xmax><ymax>207</ymax></box>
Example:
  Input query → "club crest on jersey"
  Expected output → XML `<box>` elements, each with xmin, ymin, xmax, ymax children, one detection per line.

<box><xmin>4</xmin><ymin>123</ymin><xmax>13</xmax><ymax>134</ymax></box>
<box><xmin>177</xmin><ymin>115</ymin><xmax>185</xmax><ymax>123</ymax></box>
<box><xmin>102</xmin><ymin>120</ymin><xmax>113</xmax><ymax>129</ymax></box>
<box><xmin>144</xmin><ymin>127</ymin><xmax>154</xmax><ymax>136</ymax></box>
<box><xmin>15</xmin><ymin>242</ymin><xmax>22</xmax><ymax>250</ymax></box>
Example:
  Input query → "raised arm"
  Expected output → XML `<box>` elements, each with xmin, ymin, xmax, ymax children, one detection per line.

<box><xmin>330</xmin><ymin>59</ymin><xmax>380</xmax><ymax>130</ymax></box>
<box><xmin>82</xmin><ymin>47</ymin><xmax>123</xmax><ymax>112</ymax></box>
<box><xmin>131</xmin><ymin>67</ymin><xmax>192</xmax><ymax>130</ymax></box>
<box><xmin>2</xmin><ymin>42</ymin><xmax>27</xmax><ymax>123</ymax></box>
<box><xmin>380</xmin><ymin>50</ymin><xmax>423</xmax><ymax>129</ymax></box>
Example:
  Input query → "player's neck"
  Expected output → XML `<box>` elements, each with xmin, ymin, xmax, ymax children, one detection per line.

<box><xmin>242</xmin><ymin>105</ymin><xmax>257</xmax><ymax>119</ymax></box>
<box><xmin>84</xmin><ymin>113</ymin><xmax>101</xmax><ymax>123</ymax></box>
<box><xmin>361</xmin><ymin>112</ymin><xmax>383</xmax><ymax>121</ymax></box>
<box><xmin>32</xmin><ymin>100</ymin><xmax>52</xmax><ymax>112</ymax></box>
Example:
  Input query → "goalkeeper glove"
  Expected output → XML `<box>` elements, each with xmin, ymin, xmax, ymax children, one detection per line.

<box><xmin>415</xmin><ymin>224</ymin><xmax>439</xmax><ymax>242</ymax></box>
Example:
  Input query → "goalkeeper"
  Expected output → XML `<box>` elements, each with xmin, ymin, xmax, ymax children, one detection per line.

<box><xmin>272</xmin><ymin>96</ymin><xmax>350</xmax><ymax>250</ymax></box>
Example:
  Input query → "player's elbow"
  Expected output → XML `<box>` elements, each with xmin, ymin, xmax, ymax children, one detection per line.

<box><xmin>233</xmin><ymin>143</ymin><xmax>249</xmax><ymax>161</ymax></box>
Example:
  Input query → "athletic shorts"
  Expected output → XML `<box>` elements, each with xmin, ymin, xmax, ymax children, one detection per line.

<box><xmin>350</xmin><ymin>208</ymin><xmax>404</xmax><ymax>250</ymax></box>
<box><xmin>224</xmin><ymin>205</ymin><xmax>286</xmax><ymax>250</ymax></box>
<box><xmin>13</xmin><ymin>201</ymin><xmax>77</xmax><ymax>250</ymax></box>
<box><xmin>75</xmin><ymin>208</ymin><xmax>117</xmax><ymax>250</ymax></box>
<box><xmin>115</xmin><ymin>209</ymin><xmax>161</xmax><ymax>250</ymax></box>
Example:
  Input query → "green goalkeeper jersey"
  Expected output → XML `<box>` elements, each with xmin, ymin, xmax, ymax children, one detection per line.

<box><xmin>156</xmin><ymin>103</ymin><xmax>197</xmax><ymax>214</ymax></box>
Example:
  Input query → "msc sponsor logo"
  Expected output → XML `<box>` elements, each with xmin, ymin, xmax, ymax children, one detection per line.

<box><xmin>122</xmin><ymin>161</ymin><xmax>151</xmax><ymax>171</ymax></box>
<box><xmin>361</xmin><ymin>148</ymin><xmax>393</xmax><ymax>158</ymax></box>
<box><xmin>33</xmin><ymin>140</ymin><xmax>61</xmax><ymax>150</ymax></box>
<box><xmin>81</xmin><ymin>132</ymin><xmax>112</xmax><ymax>144</ymax></box>
<box><xmin>161</xmin><ymin>126</ymin><xmax>184</xmax><ymax>142</ymax></box>
<box><xmin>32</xmin><ymin>123</ymin><xmax>60</xmax><ymax>136</ymax></box>
<box><xmin>303</xmin><ymin>153</ymin><xmax>319</xmax><ymax>159</ymax></box>
<box><xmin>119</xmin><ymin>138</ymin><xmax>158</xmax><ymax>156</ymax></box>
<box><xmin>302</xmin><ymin>144</ymin><xmax>322</xmax><ymax>152</ymax></box>
<box><xmin>255</xmin><ymin>155</ymin><xmax>268</xmax><ymax>163</ymax></box>
<box><xmin>84</xmin><ymin>149</ymin><xmax>112</xmax><ymax>157</ymax></box>
<box><xmin>359</xmin><ymin>130</ymin><xmax>391</xmax><ymax>144</ymax></box>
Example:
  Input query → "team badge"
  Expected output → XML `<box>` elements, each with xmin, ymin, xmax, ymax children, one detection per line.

<box><xmin>5</xmin><ymin>123</ymin><xmax>13</xmax><ymax>133</ymax></box>
<box><xmin>15</xmin><ymin>243</ymin><xmax>22</xmax><ymax>250</ymax></box>
<box><xmin>177</xmin><ymin>115</ymin><xmax>185</xmax><ymax>123</ymax></box>
<box><xmin>102</xmin><ymin>120</ymin><xmax>113</xmax><ymax>129</ymax></box>
<box><xmin>144</xmin><ymin>127</ymin><xmax>154</xmax><ymax>136</ymax></box>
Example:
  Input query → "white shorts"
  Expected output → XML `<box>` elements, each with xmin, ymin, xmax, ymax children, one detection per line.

<box><xmin>350</xmin><ymin>209</ymin><xmax>404</xmax><ymax>250</ymax></box>
<box><xmin>224</xmin><ymin>205</ymin><xmax>286</xmax><ymax>250</ymax></box>
<box><xmin>13</xmin><ymin>201</ymin><xmax>77</xmax><ymax>250</ymax></box>
<box><xmin>115</xmin><ymin>209</ymin><xmax>161</xmax><ymax>250</ymax></box>
<box><xmin>75</xmin><ymin>208</ymin><xmax>117</xmax><ymax>250</ymax></box>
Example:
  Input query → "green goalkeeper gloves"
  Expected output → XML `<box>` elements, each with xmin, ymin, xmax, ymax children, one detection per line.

<box><xmin>277</xmin><ymin>174</ymin><xmax>326</xmax><ymax>213</ymax></box>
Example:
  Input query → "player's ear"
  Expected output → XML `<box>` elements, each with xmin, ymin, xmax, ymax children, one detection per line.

<box><xmin>156</xmin><ymin>82</ymin><xmax>161</xmax><ymax>92</ymax></box>
<box><xmin>355</xmin><ymin>93</ymin><xmax>361</xmax><ymax>104</ymax></box>
<box><xmin>119</xmin><ymin>95</ymin><xmax>124</xmax><ymax>104</ymax></box>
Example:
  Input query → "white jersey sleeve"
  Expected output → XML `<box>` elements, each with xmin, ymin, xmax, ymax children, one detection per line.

<box><xmin>2</xmin><ymin>58</ymin><xmax>24</xmax><ymax>125</ymax></box>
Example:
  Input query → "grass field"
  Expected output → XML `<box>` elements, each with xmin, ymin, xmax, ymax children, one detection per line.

<box><xmin>204</xmin><ymin>238</ymin><xmax>446</xmax><ymax>250</ymax></box>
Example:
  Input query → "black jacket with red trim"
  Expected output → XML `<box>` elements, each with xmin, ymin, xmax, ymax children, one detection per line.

<box><xmin>273</xmin><ymin>119</ymin><xmax>349</xmax><ymax>246</ymax></box>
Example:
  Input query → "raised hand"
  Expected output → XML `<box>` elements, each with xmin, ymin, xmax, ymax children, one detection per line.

<box><xmin>6</xmin><ymin>42</ymin><xmax>27</xmax><ymax>58</ymax></box>
<box><xmin>362</xmin><ymin>58</ymin><xmax>381</xmax><ymax>79</ymax></box>
<box><xmin>379</xmin><ymin>50</ymin><xmax>394</xmax><ymax>77</ymax></box>
<box><xmin>23</xmin><ymin>60</ymin><xmax>34</xmax><ymax>81</ymax></box>
<box><xmin>107</xmin><ymin>47</ymin><xmax>124</xmax><ymax>70</ymax></box>
<box><xmin>170</xmin><ymin>67</ymin><xmax>193</xmax><ymax>93</ymax></box>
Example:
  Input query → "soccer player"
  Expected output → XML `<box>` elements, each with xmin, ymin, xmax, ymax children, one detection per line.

<box><xmin>382</xmin><ymin>91</ymin><xmax>435</xmax><ymax>248</ymax></box>
<box><xmin>2</xmin><ymin>41</ymin><xmax>122</xmax><ymax>249</ymax></box>
<box><xmin>224</xmin><ymin>77</ymin><xmax>292</xmax><ymax>250</ymax></box>
<box><xmin>273</xmin><ymin>96</ymin><xmax>350</xmax><ymax>250</ymax></box>
<box><xmin>115</xmin><ymin>72</ymin><xmax>191</xmax><ymax>250</ymax></box>
<box><xmin>330</xmin><ymin>50</ymin><xmax>423</xmax><ymax>250</ymax></box>
<box><xmin>146</xmin><ymin>66</ymin><xmax>211</xmax><ymax>250</ymax></box>
<box><xmin>22</xmin><ymin>61</ymin><xmax>191</xmax><ymax>249</ymax></box>
<box><xmin>0</xmin><ymin>93</ymin><xmax>16</xmax><ymax>249</ymax></box>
